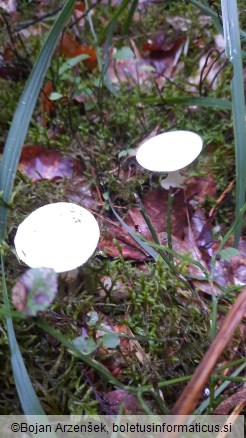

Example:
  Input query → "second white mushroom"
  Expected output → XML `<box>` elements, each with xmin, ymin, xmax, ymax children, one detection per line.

<box><xmin>136</xmin><ymin>130</ymin><xmax>203</xmax><ymax>188</ymax></box>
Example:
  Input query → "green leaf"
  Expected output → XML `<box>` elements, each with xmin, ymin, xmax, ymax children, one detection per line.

<box><xmin>118</xmin><ymin>150</ymin><xmax>128</xmax><ymax>158</ymax></box>
<box><xmin>101</xmin><ymin>332</ymin><xmax>120</xmax><ymax>349</ymax></box>
<box><xmin>86</xmin><ymin>311</ymin><xmax>99</xmax><ymax>326</ymax></box>
<box><xmin>220</xmin><ymin>247</ymin><xmax>240</xmax><ymax>261</ymax></box>
<box><xmin>58</xmin><ymin>53</ymin><xmax>90</xmax><ymax>75</ymax></box>
<box><xmin>113</xmin><ymin>46</ymin><xmax>134</xmax><ymax>60</ymax></box>
<box><xmin>73</xmin><ymin>335</ymin><xmax>97</xmax><ymax>355</ymax></box>
<box><xmin>12</xmin><ymin>268</ymin><xmax>58</xmax><ymax>316</ymax></box>
<box><xmin>49</xmin><ymin>91</ymin><xmax>63</xmax><ymax>101</ymax></box>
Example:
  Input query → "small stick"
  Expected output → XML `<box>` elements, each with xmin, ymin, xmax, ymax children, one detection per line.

<box><xmin>170</xmin><ymin>287</ymin><xmax>246</xmax><ymax>416</ymax></box>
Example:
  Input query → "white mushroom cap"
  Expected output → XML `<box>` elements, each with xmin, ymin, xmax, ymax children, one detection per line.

<box><xmin>14</xmin><ymin>202</ymin><xmax>100</xmax><ymax>273</ymax></box>
<box><xmin>136</xmin><ymin>130</ymin><xmax>203</xmax><ymax>172</ymax></box>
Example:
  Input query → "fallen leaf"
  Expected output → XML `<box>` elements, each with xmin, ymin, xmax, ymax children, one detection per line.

<box><xmin>12</xmin><ymin>267</ymin><xmax>58</xmax><ymax>316</ymax></box>
<box><xmin>63</xmin><ymin>176</ymin><xmax>99</xmax><ymax>210</ymax></box>
<box><xmin>103</xmin><ymin>390</ymin><xmax>144</xmax><ymax>414</ymax></box>
<box><xmin>0</xmin><ymin>0</ymin><xmax>17</xmax><ymax>14</ymax></box>
<box><xmin>18</xmin><ymin>146</ymin><xmax>80</xmax><ymax>182</ymax></box>
<box><xmin>141</xmin><ymin>32</ymin><xmax>186</xmax><ymax>75</ymax></box>
<box><xmin>184</xmin><ymin>174</ymin><xmax>217</xmax><ymax>203</ymax></box>
<box><xmin>126</xmin><ymin>188</ymin><xmax>188</xmax><ymax>240</ymax></box>
<box><xmin>99</xmin><ymin>222</ymin><xmax>148</xmax><ymax>261</ymax></box>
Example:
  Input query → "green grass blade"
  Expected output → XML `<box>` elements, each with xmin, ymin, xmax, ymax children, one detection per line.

<box><xmin>0</xmin><ymin>0</ymin><xmax>76</xmax><ymax>240</ymax></box>
<box><xmin>1</xmin><ymin>256</ymin><xmax>45</xmax><ymax>414</ymax></box>
<box><xmin>139</xmin><ymin>207</ymin><xmax>172</xmax><ymax>266</ymax></box>
<box><xmin>121</xmin><ymin>0</ymin><xmax>138</xmax><ymax>36</ymax></box>
<box><xmin>221</xmin><ymin>0</ymin><xmax>246</xmax><ymax>246</ymax></box>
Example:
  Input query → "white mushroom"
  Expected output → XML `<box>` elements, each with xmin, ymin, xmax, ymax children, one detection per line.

<box><xmin>14</xmin><ymin>202</ymin><xmax>100</xmax><ymax>273</ymax></box>
<box><xmin>136</xmin><ymin>130</ymin><xmax>203</xmax><ymax>187</ymax></box>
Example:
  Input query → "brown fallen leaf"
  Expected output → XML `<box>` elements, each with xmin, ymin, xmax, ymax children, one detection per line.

<box><xmin>184</xmin><ymin>174</ymin><xmax>217</xmax><ymax>203</ymax></box>
<box><xmin>103</xmin><ymin>389</ymin><xmax>144</xmax><ymax>414</ymax></box>
<box><xmin>214</xmin><ymin>384</ymin><xmax>246</xmax><ymax>415</ymax></box>
<box><xmin>98</xmin><ymin>222</ymin><xmax>148</xmax><ymax>261</ymax></box>
<box><xmin>125</xmin><ymin>188</ymin><xmax>188</xmax><ymax>240</ymax></box>
<box><xmin>41</xmin><ymin>80</ymin><xmax>56</xmax><ymax>125</ymax></box>
<box><xmin>108</xmin><ymin>32</ymin><xmax>185</xmax><ymax>88</ymax></box>
<box><xmin>18</xmin><ymin>146</ymin><xmax>81</xmax><ymax>182</ymax></box>
<box><xmin>63</xmin><ymin>176</ymin><xmax>99</xmax><ymax>210</ymax></box>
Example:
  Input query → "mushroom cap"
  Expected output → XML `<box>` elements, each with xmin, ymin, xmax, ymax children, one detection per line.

<box><xmin>136</xmin><ymin>130</ymin><xmax>203</xmax><ymax>172</ymax></box>
<box><xmin>14</xmin><ymin>202</ymin><xmax>100</xmax><ymax>273</ymax></box>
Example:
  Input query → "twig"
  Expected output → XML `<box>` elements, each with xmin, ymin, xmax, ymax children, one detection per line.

<box><xmin>170</xmin><ymin>286</ymin><xmax>246</xmax><ymax>416</ymax></box>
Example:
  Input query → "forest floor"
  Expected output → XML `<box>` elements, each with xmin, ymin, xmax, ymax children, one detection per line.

<box><xmin>0</xmin><ymin>0</ymin><xmax>245</xmax><ymax>416</ymax></box>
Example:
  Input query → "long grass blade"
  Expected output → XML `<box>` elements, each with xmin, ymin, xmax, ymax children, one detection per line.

<box><xmin>221</xmin><ymin>0</ymin><xmax>246</xmax><ymax>246</ymax></box>
<box><xmin>1</xmin><ymin>256</ymin><xmax>45</xmax><ymax>414</ymax></box>
<box><xmin>121</xmin><ymin>0</ymin><xmax>138</xmax><ymax>36</ymax></box>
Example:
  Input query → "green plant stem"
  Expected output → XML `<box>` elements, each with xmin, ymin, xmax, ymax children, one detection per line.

<box><xmin>142</xmin><ymin>96</ymin><xmax>233</xmax><ymax>110</ymax></box>
<box><xmin>212</xmin><ymin>375</ymin><xmax>246</xmax><ymax>382</ymax></box>
<box><xmin>210</xmin><ymin>294</ymin><xmax>218</xmax><ymax>340</ymax></box>
<box><xmin>189</xmin><ymin>0</ymin><xmax>223</xmax><ymax>33</ymax></box>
